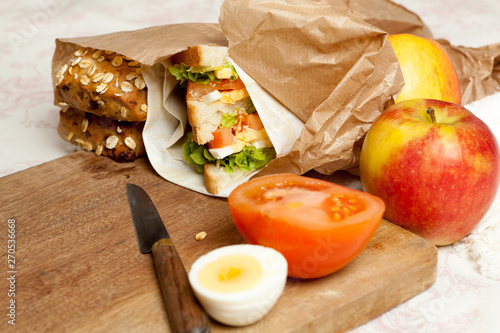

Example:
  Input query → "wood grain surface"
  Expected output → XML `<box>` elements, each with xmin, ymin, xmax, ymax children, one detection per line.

<box><xmin>0</xmin><ymin>151</ymin><xmax>437</xmax><ymax>333</ymax></box>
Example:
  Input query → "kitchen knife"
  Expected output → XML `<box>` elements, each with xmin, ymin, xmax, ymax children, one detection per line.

<box><xmin>126</xmin><ymin>183</ymin><xmax>210</xmax><ymax>333</ymax></box>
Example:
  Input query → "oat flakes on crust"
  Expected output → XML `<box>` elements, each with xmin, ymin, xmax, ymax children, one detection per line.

<box><xmin>55</xmin><ymin>47</ymin><xmax>148</xmax><ymax>122</ymax></box>
<box><xmin>57</xmin><ymin>107</ymin><xmax>145</xmax><ymax>162</ymax></box>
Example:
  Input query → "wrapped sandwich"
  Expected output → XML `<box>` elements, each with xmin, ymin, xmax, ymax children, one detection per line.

<box><xmin>50</xmin><ymin>6</ymin><xmax>405</xmax><ymax>197</ymax></box>
<box><xmin>168</xmin><ymin>46</ymin><xmax>276</xmax><ymax>194</ymax></box>
<box><xmin>54</xmin><ymin>47</ymin><xmax>147</xmax><ymax>162</ymax></box>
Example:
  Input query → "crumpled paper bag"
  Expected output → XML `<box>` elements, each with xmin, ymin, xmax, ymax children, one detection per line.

<box><xmin>220</xmin><ymin>0</ymin><xmax>500</xmax><ymax>178</ymax></box>
<box><xmin>439</xmin><ymin>40</ymin><xmax>500</xmax><ymax>104</ymax></box>
<box><xmin>219</xmin><ymin>0</ymin><xmax>404</xmax><ymax>177</ymax></box>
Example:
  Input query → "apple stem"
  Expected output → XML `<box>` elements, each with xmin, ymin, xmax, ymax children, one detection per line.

<box><xmin>427</xmin><ymin>107</ymin><xmax>436</xmax><ymax>123</ymax></box>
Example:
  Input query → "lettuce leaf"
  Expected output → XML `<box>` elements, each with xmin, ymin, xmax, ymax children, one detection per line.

<box><xmin>168</xmin><ymin>62</ymin><xmax>239</xmax><ymax>87</ymax></box>
<box><xmin>220</xmin><ymin>146</ymin><xmax>276</xmax><ymax>174</ymax></box>
<box><xmin>220</xmin><ymin>101</ymin><xmax>256</xmax><ymax>129</ymax></box>
<box><xmin>220</xmin><ymin>111</ymin><xmax>238</xmax><ymax>128</ymax></box>
<box><xmin>181</xmin><ymin>132</ymin><xmax>276</xmax><ymax>174</ymax></box>
<box><xmin>246</xmin><ymin>100</ymin><xmax>256</xmax><ymax>114</ymax></box>
<box><xmin>182</xmin><ymin>133</ymin><xmax>215</xmax><ymax>173</ymax></box>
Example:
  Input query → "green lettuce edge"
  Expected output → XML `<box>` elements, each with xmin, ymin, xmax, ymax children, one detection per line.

<box><xmin>168</xmin><ymin>62</ymin><xmax>239</xmax><ymax>87</ymax></box>
<box><xmin>182</xmin><ymin>132</ymin><xmax>275</xmax><ymax>174</ymax></box>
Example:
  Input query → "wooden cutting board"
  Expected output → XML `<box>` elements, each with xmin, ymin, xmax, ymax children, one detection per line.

<box><xmin>0</xmin><ymin>151</ymin><xmax>437</xmax><ymax>333</ymax></box>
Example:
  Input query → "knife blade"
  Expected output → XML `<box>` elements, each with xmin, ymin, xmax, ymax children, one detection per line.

<box><xmin>126</xmin><ymin>183</ymin><xmax>210</xmax><ymax>333</ymax></box>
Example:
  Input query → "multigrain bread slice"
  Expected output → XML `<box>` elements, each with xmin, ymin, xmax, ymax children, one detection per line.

<box><xmin>204</xmin><ymin>163</ymin><xmax>251</xmax><ymax>195</ymax></box>
<box><xmin>55</xmin><ymin>47</ymin><xmax>148</xmax><ymax>122</ymax></box>
<box><xmin>57</xmin><ymin>107</ymin><xmax>145</xmax><ymax>162</ymax></box>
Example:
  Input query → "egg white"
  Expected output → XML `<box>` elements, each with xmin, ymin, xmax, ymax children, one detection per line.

<box><xmin>201</xmin><ymin>90</ymin><xmax>222</xmax><ymax>103</ymax></box>
<box><xmin>188</xmin><ymin>244</ymin><xmax>288</xmax><ymax>327</ymax></box>
<box><xmin>208</xmin><ymin>139</ymin><xmax>245</xmax><ymax>160</ymax></box>
<box><xmin>251</xmin><ymin>139</ymin><xmax>273</xmax><ymax>149</ymax></box>
<box><xmin>208</xmin><ymin>146</ymin><xmax>235</xmax><ymax>160</ymax></box>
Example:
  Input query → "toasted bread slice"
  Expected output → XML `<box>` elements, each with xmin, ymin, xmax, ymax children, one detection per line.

<box><xmin>204</xmin><ymin>163</ymin><xmax>251</xmax><ymax>195</ymax></box>
<box><xmin>171</xmin><ymin>45</ymin><xmax>228</xmax><ymax>68</ymax></box>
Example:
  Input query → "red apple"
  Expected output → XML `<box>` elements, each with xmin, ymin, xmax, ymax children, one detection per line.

<box><xmin>359</xmin><ymin>98</ymin><xmax>500</xmax><ymax>246</ymax></box>
<box><xmin>388</xmin><ymin>34</ymin><xmax>461</xmax><ymax>105</ymax></box>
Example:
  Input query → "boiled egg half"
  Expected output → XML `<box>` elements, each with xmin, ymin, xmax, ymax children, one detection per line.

<box><xmin>188</xmin><ymin>244</ymin><xmax>287</xmax><ymax>326</ymax></box>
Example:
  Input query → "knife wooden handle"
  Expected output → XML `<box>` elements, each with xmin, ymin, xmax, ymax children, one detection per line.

<box><xmin>152</xmin><ymin>238</ymin><xmax>211</xmax><ymax>333</ymax></box>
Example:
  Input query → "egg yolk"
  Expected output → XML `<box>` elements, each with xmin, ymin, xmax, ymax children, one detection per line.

<box><xmin>198</xmin><ymin>254</ymin><xmax>263</xmax><ymax>293</ymax></box>
<box><xmin>235</xmin><ymin>128</ymin><xmax>270</xmax><ymax>145</ymax></box>
<box><xmin>219</xmin><ymin>88</ymin><xmax>249</xmax><ymax>104</ymax></box>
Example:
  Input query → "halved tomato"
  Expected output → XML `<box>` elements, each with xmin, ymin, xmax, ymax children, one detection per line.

<box><xmin>206</xmin><ymin>127</ymin><xmax>236</xmax><ymax>150</ymax></box>
<box><xmin>186</xmin><ymin>78</ymin><xmax>246</xmax><ymax>100</ymax></box>
<box><xmin>228</xmin><ymin>174</ymin><xmax>385</xmax><ymax>279</ymax></box>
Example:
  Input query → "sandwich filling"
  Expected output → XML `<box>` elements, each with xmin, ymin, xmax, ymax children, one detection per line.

<box><xmin>169</xmin><ymin>62</ymin><xmax>276</xmax><ymax>175</ymax></box>
<box><xmin>169</xmin><ymin>61</ymin><xmax>239</xmax><ymax>86</ymax></box>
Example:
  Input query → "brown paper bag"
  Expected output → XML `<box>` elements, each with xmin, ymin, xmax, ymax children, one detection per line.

<box><xmin>51</xmin><ymin>23</ymin><xmax>305</xmax><ymax>196</ymax></box>
<box><xmin>439</xmin><ymin>41</ymin><xmax>500</xmax><ymax>105</ymax></box>
<box><xmin>219</xmin><ymin>0</ymin><xmax>404</xmax><ymax>176</ymax></box>
<box><xmin>219</xmin><ymin>0</ymin><xmax>500</xmax><ymax>177</ymax></box>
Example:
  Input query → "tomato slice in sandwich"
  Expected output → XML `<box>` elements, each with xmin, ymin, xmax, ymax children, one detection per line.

<box><xmin>186</xmin><ymin>78</ymin><xmax>246</xmax><ymax>100</ymax></box>
<box><xmin>207</xmin><ymin>127</ymin><xmax>237</xmax><ymax>150</ymax></box>
<box><xmin>237</xmin><ymin>112</ymin><xmax>264</xmax><ymax>132</ymax></box>
<box><xmin>207</xmin><ymin>112</ymin><xmax>269</xmax><ymax>151</ymax></box>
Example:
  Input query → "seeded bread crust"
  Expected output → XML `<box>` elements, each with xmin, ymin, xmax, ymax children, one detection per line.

<box><xmin>171</xmin><ymin>45</ymin><xmax>228</xmax><ymax>68</ymax></box>
<box><xmin>55</xmin><ymin>47</ymin><xmax>148</xmax><ymax>122</ymax></box>
<box><xmin>57</xmin><ymin>107</ymin><xmax>145</xmax><ymax>163</ymax></box>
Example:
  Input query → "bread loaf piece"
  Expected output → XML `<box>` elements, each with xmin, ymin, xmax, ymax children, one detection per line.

<box><xmin>55</xmin><ymin>47</ymin><xmax>148</xmax><ymax>122</ymax></box>
<box><xmin>57</xmin><ymin>107</ymin><xmax>145</xmax><ymax>162</ymax></box>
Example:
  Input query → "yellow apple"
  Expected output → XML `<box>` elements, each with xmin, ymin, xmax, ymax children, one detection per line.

<box><xmin>389</xmin><ymin>34</ymin><xmax>461</xmax><ymax>105</ymax></box>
